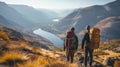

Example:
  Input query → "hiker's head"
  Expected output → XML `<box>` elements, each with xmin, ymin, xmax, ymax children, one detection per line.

<box><xmin>71</xmin><ymin>27</ymin><xmax>75</xmax><ymax>31</ymax></box>
<box><xmin>86</xmin><ymin>25</ymin><xmax>90</xmax><ymax>31</ymax></box>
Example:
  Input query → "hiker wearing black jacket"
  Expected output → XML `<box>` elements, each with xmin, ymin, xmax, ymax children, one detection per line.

<box><xmin>81</xmin><ymin>25</ymin><xmax>93</xmax><ymax>67</ymax></box>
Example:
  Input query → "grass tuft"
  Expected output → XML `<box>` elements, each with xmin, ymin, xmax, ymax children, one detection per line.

<box><xmin>17</xmin><ymin>57</ymin><xmax>50</xmax><ymax>67</ymax></box>
<box><xmin>0</xmin><ymin>51</ymin><xmax>27</xmax><ymax>65</ymax></box>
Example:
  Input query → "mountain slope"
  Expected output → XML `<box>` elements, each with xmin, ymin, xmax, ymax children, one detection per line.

<box><xmin>54</xmin><ymin>0</ymin><xmax>120</xmax><ymax>34</ymax></box>
<box><xmin>38</xmin><ymin>8</ymin><xmax>59</xmax><ymax>19</ymax></box>
<box><xmin>53</xmin><ymin>9</ymin><xmax>74</xmax><ymax>18</ymax></box>
<box><xmin>0</xmin><ymin>1</ymin><xmax>55</xmax><ymax>49</ymax></box>
<box><xmin>0</xmin><ymin>1</ymin><xmax>35</xmax><ymax>30</ymax></box>
<box><xmin>0</xmin><ymin>25</ymin><xmax>53</xmax><ymax>49</ymax></box>
<box><xmin>10</xmin><ymin>5</ymin><xmax>58</xmax><ymax>26</ymax></box>
<box><xmin>95</xmin><ymin>16</ymin><xmax>120</xmax><ymax>40</ymax></box>
<box><xmin>0</xmin><ymin>15</ymin><xmax>22</xmax><ymax>30</ymax></box>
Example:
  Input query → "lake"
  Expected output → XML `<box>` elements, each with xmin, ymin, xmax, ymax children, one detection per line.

<box><xmin>33</xmin><ymin>28</ymin><xmax>63</xmax><ymax>47</ymax></box>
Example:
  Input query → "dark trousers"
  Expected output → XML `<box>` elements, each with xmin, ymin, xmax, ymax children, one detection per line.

<box><xmin>84</xmin><ymin>47</ymin><xmax>93</xmax><ymax>67</ymax></box>
<box><xmin>66</xmin><ymin>50</ymin><xmax>75</xmax><ymax>63</ymax></box>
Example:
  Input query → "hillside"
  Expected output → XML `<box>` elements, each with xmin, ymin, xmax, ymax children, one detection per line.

<box><xmin>55</xmin><ymin>1</ymin><xmax>120</xmax><ymax>32</ymax></box>
<box><xmin>53</xmin><ymin>5</ymin><xmax>108</xmax><ymax>33</ymax></box>
<box><xmin>94</xmin><ymin>16</ymin><xmax>120</xmax><ymax>40</ymax></box>
<box><xmin>0</xmin><ymin>0</ymin><xmax>120</xmax><ymax>67</ymax></box>
<box><xmin>0</xmin><ymin>25</ymin><xmax>78</xmax><ymax>67</ymax></box>
<box><xmin>53</xmin><ymin>0</ymin><xmax>120</xmax><ymax>41</ymax></box>
<box><xmin>0</xmin><ymin>26</ymin><xmax>120</xmax><ymax>67</ymax></box>
<box><xmin>10</xmin><ymin>5</ymin><xmax>58</xmax><ymax>27</ymax></box>
<box><xmin>0</xmin><ymin>1</ymin><xmax>36</xmax><ymax>31</ymax></box>
<box><xmin>0</xmin><ymin>26</ymin><xmax>53</xmax><ymax>49</ymax></box>
<box><xmin>0</xmin><ymin>15</ymin><xmax>22</xmax><ymax>30</ymax></box>
<box><xmin>53</xmin><ymin>9</ymin><xmax>74</xmax><ymax>18</ymax></box>
<box><xmin>0</xmin><ymin>13</ymin><xmax>54</xmax><ymax>49</ymax></box>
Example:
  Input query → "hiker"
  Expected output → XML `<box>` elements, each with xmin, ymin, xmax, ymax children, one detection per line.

<box><xmin>64</xmin><ymin>27</ymin><xmax>78</xmax><ymax>63</ymax></box>
<box><xmin>81</xmin><ymin>25</ymin><xmax>93</xmax><ymax>67</ymax></box>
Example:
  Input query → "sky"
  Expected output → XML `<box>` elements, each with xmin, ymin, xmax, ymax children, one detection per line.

<box><xmin>0</xmin><ymin>0</ymin><xmax>115</xmax><ymax>9</ymax></box>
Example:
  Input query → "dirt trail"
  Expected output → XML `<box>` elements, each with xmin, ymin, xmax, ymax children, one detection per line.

<box><xmin>94</xmin><ymin>49</ymin><xmax>120</xmax><ymax>66</ymax></box>
<box><xmin>58</xmin><ymin>49</ymin><xmax>120</xmax><ymax>67</ymax></box>
<box><xmin>97</xmin><ymin>50</ymin><xmax>120</xmax><ymax>60</ymax></box>
<box><xmin>103</xmin><ymin>50</ymin><xmax>120</xmax><ymax>57</ymax></box>
<box><xmin>29</xmin><ymin>48</ymin><xmax>120</xmax><ymax>67</ymax></box>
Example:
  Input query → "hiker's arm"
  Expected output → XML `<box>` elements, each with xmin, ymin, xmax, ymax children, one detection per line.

<box><xmin>81</xmin><ymin>33</ymin><xmax>87</xmax><ymax>49</ymax></box>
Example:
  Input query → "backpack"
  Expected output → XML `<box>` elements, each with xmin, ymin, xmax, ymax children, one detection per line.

<box><xmin>89</xmin><ymin>27</ymin><xmax>100</xmax><ymax>49</ymax></box>
<box><xmin>66</xmin><ymin>30</ymin><xmax>74</xmax><ymax>38</ymax></box>
<box><xmin>65</xmin><ymin>30</ymin><xmax>78</xmax><ymax>50</ymax></box>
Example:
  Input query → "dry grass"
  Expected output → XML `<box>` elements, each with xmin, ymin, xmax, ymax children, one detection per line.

<box><xmin>0</xmin><ymin>42</ymin><xmax>28</xmax><ymax>62</ymax></box>
<box><xmin>114</xmin><ymin>60</ymin><xmax>120</xmax><ymax>67</ymax></box>
<box><xmin>0</xmin><ymin>28</ymin><xmax>80</xmax><ymax>67</ymax></box>
<box><xmin>0</xmin><ymin>31</ymin><xmax>9</xmax><ymax>40</ymax></box>
<box><xmin>17</xmin><ymin>57</ymin><xmax>50</xmax><ymax>67</ymax></box>
<box><xmin>17</xmin><ymin>55</ymin><xmax>76</xmax><ymax>67</ymax></box>
<box><xmin>31</xmin><ymin>46</ymin><xmax>41</xmax><ymax>53</ymax></box>
<box><xmin>6</xmin><ymin>41</ymin><xmax>31</xmax><ymax>49</ymax></box>
<box><xmin>0</xmin><ymin>51</ymin><xmax>27</xmax><ymax>65</ymax></box>
<box><xmin>0</xmin><ymin>40</ymin><xmax>76</xmax><ymax>67</ymax></box>
<box><xmin>56</xmin><ymin>34</ymin><xmax>65</xmax><ymax>39</ymax></box>
<box><xmin>49</xmin><ymin>61</ymin><xmax>78</xmax><ymax>67</ymax></box>
<box><xmin>94</xmin><ymin>49</ymin><xmax>109</xmax><ymax>56</ymax></box>
<box><xmin>100</xmin><ymin>41</ymin><xmax>120</xmax><ymax>52</ymax></box>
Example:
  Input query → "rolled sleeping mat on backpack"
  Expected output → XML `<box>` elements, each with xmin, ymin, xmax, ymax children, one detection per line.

<box><xmin>89</xmin><ymin>27</ymin><xmax>100</xmax><ymax>49</ymax></box>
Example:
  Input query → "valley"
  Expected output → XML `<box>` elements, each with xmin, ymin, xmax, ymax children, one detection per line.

<box><xmin>0</xmin><ymin>0</ymin><xmax>120</xmax><ymax>67</ymax></box>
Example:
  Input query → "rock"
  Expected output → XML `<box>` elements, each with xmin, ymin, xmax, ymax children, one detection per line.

<box><xmin>79</xmin><ymin>56</ymin><xmax>84</xmax><ymax>63</ymax></box>
<box><xmin>92</xmin><ymin>62</ymin><xmax>103</xmax><ymax>67</ymax></box>
<box><xmin>29</xmin><ymin>41</ymin><xmax>49</xmax><ymax>49</ymax></box>
<box><xmin>103</xmin><ymin>57</ymin><xmax>115</xmax><ymax>67</ymax></box>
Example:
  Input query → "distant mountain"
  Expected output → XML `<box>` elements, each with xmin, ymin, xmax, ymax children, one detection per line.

<box><xmin>0</xmin><ymin>15</ymin><xmax>22</xmax><ymax>30</ymax></box>
<box><xmin>10</xmin><ymin>5</ymin><xmax>59</xmax><ymax>26</ymax></box>
<box><xmin>53</xmin><ymin>9</ymin><xmax>75</xmax><ymax>18</ymax></box>
<box><xmin>38</xmin><ymin>8</ymin><xmax>59</xmax><ymax>19</ymax></box>
<box><xmin>0</xmin><ymin>25</ymin><xmax>52</xmax><ymax>49</ymax></box>
<box><xmin>54</xmin><ymin>0</ymin><xmax>120</xmax><ymax>34</ymax></box>
<box><xmin>0</xmin><ymin>1</ymin><xmax>36</xmax><ymax>30</ymax></box>
<box><xmin>94</xmin><ymin>16</ymin><xmax>120</xmax><ymax>40</ymax></box>
<box><xmin>0</xmin><ymin>2</ymin><xmax>54</xmax><ymax>47</ymax></box>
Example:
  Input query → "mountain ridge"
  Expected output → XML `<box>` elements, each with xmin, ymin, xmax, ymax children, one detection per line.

<box><xmin>0</xmin><ymin>1</ymin><xmax>38</xmax><ymax>31</ymax></box>
<box><xmin>53</xmin><ymin>0</ymin><xmax>120</xmax><ymax>41</ymax></box>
